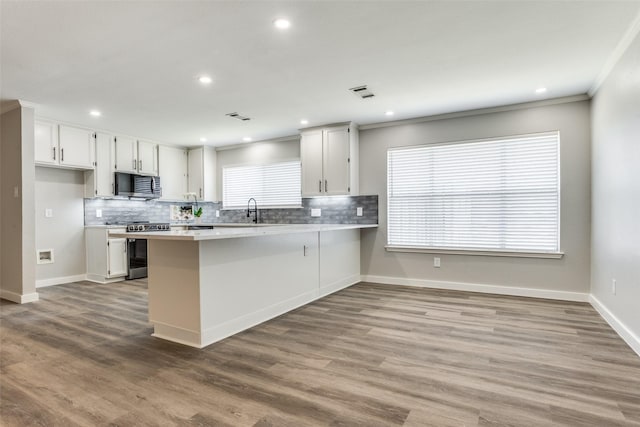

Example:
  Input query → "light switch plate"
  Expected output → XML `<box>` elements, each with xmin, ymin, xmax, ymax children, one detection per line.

<box><xmin>96</xmin><ymin>209</ymin><xmax>102</xmax><ymax>218</ymax></box>
<box><xmin>356</xmin><ymin>207</ymin><xmax>363</xmax><ymax>216</ymax></box>
<box><xmin>434</xmin><ymin>257</ymin><xmax>441</xmax><ymax>268</ymax></box>
<box><xmin>216</xmin><ymin>210</ymin><xmax>220</xmax><ymax>218</ymax></box>
<box><xmin>45</xmin><ymin>208</ymin><xmax>53</xmax><ymax>218</ymax></box>
<box><xmin>311</xmin><ymin>208</ymin><xmax>321</xmax><ymax>217</ymax></box>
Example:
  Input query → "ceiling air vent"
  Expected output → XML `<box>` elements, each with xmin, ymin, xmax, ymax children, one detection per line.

<box><xmin>349</xmin><ymin>85</ymin><xmax>375</xmax><ymax>99</ymax></box>
<box><xmin>226</xmin><ymin>112</ymin><xmax>251</xmax><ymax>121</ymax></box>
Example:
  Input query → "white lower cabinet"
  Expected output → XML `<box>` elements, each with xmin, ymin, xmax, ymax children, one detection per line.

<box><xmin>86</xmin><ymin>228</ymin><xmax>128</xmax><ymax>283</ymax></box>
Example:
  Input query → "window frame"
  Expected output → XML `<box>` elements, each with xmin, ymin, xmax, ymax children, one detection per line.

<box><xmin>385</xmin><ymin>132</ymin><xmax>563</xmax><ymax>258</ymax></box>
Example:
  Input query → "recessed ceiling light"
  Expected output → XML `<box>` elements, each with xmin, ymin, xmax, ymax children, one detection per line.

<box><xmin>198</xmin><ymin>76</ymin><xmax>213</xmax><ymax>84</ymax></box>
<box><xmin>535</xmin><ymin>87</ymin><xmax>547</xmax><ymax>94</ymax></box>
<box><xmin>300</xmin><ymin>119</ymin><xmax>309</xmax><ymax>125</ymax></box>
<box><xmin>89</xmin><ymin>110</ymin><xmax>101</xmax><ymax>117</ymax></box>
<box><xmin>243</xmin><ymin>137</ymin><xmax>252</xmax><ymax>142</ymax></box>
<box><xmin>200</xmin><ymin>137</ymin><xmax>207</xmax><ymax>143</ymax></box>
<box><xmin>385</xmin><ymin>111</ymin><xmax>395</xmax><ymax>116</ymax></box>
<box><xmin>273</xmin><ymin>18</ymin><xmax>291</xmax><ymax>29</ymax></box>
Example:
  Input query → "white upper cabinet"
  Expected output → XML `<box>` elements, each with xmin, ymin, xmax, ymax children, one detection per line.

<box><xmin>159</xmin><ymin>145</ymin><xmax>188</xmax><ymax>200</ymax></box>
<box><xmin>300</xmin><ymin>130</ymin><xmax>324</xmax><ymax>196</ymax></box>
<box><xmin>35</xmin><ymin>121</ymin><xmax>94</xmax><ymax>170</ymax></box>
<box><xmin>137</xmin><ymin>139</ymin><xmax>159</xmax><ymax>176</ymax></box>
<box><xmin>58</xmin><ymin>125</ymin><xmax>95</xmax><ymax>169</ymax></box>
<box><xmin>114</xmin><ymin>136</ymin><xmax>158</xmax><ymax>175</ymax></box>
<box><xmin>114</xmin><ymin>135</ymin><xmax>138</xmax><ymax>173</ymax></box>
<box><xmin>300</xmin><ymin>123</ymin><xmax>359</xmax><ymax>197</ymax></box>
<box><xmin>85</xmin><ymin>132</ymin><xmax>115</xmax><ymax>197</ymax></box>
<box><xmin>188</xmin><ymin>146</ymin><xmax>216</xmax><ymax>201</ymax></box>
<box><xmin>34</xmin><ymin>120</ymin><xmax>59</xmax><ymax>165</ymax></box>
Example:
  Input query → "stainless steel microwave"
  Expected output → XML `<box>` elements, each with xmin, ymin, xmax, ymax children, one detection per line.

<box><xmin>114</xmin><ymin>172</ymin><xmax>161</xmax><ymax>199</ymax></box>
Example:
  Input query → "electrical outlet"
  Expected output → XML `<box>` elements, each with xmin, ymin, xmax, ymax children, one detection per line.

<box><xmin>434</xmin><ymin>257</ymin><xmax>441</xmax><ymax>268</ymax></box>
<box><xmin>612</xmin><ymin>279</ymin><xmax>616</xmax><ymax>295</ymax></box>
<box><xmin>13</xmin><ymin>186</ymin><xmax>19</xmax><ymax>198</ymax></box>
<box><xmin>45</xmin><ymin>208</ymin><xmax>53</xmax><ymax>218</ymax></box>
<box><xmin>96</xmin><ymin>209</ymin><xmax>102</xmax><ymax>218</ymax></box>
<box><xmin>216</xmin><ymin>210</ymin><xmax>220</xmax><ymax>218</ymax></box>
<box><xmin>311</xmin><ymin>208</ymin><xmax>321</xmax><ymax>217</ymax></box>
<box><xmin>356</xmin><ymin>207</ymin><xmax>363</xmax><ymax>216</ymax></box>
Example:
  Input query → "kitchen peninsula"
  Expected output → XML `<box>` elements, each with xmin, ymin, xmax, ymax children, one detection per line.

<box><xmin>112</xmin><ymin>224</ymin><xmax>377</xmax><ymax>348</ymax></box>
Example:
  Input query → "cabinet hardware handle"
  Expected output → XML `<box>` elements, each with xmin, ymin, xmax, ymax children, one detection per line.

<box><xmin>139</xmin><ymin>159</ymin><xmax>142</xmax><ymax>170</ymax></box>
<box><xmin>53</xmin><ymin>147</ymin><xmax>56</xmax><ymax>160</ymax></box>
<box><xmin>61</xmin><ymin>148</ymin><xmax>64</xmax><ymax>162</ymax></box>
<box><xmin>325</xmin><ymin>179</ymin><xmax>328</xmax><ymax>193</ymax></box>
<box><xmin>199</xmin><ymin>188</ymin><xmax>202</xmax><ymax>198</ymax></box>
<box><xmin>319</xmin><ymin>180</ymin><xmax>322</xmax><ymax>192</ymax></box>
<box><xmin>133</xmin><ymin>159</ymin><xmax>136</xmax><ymax>170</ymax></box>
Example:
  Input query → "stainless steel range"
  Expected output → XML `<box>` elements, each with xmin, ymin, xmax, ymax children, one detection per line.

<box><xmin>125</xmin><ymin>222</ymin><xmax>171</xmax><ymax>279</ymax></box>
<box><xmin>126</xmin><ymin>222</ymin><xmax>171</xmax><ymax>232</ymax></box>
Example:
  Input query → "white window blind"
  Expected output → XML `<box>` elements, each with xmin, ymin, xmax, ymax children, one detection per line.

<box><xmin>222</xmin><ymin>160</ymin><xmax>302</xmax><ymax>208</ymax></box>
<box><xmin>387</xmin><ymin>132</ymin><xmax>560</xmax><ymax>253</ymax></box>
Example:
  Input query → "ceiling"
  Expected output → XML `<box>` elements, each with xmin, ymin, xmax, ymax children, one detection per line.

<box><xmin>2</xmin><ymin>1</ymin><xmax>639</xmax><ymax>147</ymax></box>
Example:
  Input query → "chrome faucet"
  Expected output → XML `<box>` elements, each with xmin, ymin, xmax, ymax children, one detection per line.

<box><xmin>247</xmin><ymin>198</ymin><xmax>258</xmax><ymax>224</ymax></box>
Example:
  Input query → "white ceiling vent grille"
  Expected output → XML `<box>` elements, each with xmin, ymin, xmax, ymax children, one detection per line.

<box><xmin>226</xmin><ymin>112</ymin><xmax>251</xmax><ymax>121</ymax></box>
<box><xmin>349</xmin><ymin>85</ymin><xmax>375</xmax><ymax>99</ymax></box>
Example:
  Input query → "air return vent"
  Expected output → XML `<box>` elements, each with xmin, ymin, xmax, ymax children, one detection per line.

<box><xmin>349</xmin><ymin>85</ymin><xmax>375</xmax><ymax>99</ymax></box>
<box><xmin>226</xmin><ymin>112</ymin><xmax>251</xmax><ymax>121</ymax></box>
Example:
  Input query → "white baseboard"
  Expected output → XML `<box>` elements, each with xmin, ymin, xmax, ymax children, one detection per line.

<box><xmin>199</xmin><ymin>289</ymin><xmax>319</xmax><ymax>348</ymax></box>
<box><xmin>0</xmin><ymin>289</ymin><xmax>39</xmax><ymax>304</ymax></box>
<box><xmin>361</xmin><ymin>275</ymin><xmax>589</xmax><ymax>302</ymax></box>
<box><xmin>85</xmin><ymin>274</ymin><xmax>125</xmax><ymax>284</ymax></box>
<box><xmin>36</xmin><ymin>274</ymin><xmax>87</xmax><ymax>288</ymax></box>
<box><xmin>589</xmin><ymin>295</ymin><xmax>640</xmax><ymax>357</ymax></box>
<box><xmin>319</xmin><ymin>274</ymin><xmax>361</xmax><ymax>298</ymax></box>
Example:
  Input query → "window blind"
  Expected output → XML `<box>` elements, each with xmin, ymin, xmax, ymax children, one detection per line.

<box><xmin>222</xmin><ymin>160</ymin><xmax>302</xmax><ymax>208</ymax></box>
<box><xmin>387</xmin><ymin>132</ymin><xmax>560</xmax><ymax>253</ymax></box>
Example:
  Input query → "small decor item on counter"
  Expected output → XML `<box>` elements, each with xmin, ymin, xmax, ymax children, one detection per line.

<box><xmin>193</xmin><ymin>206</ymin><xmax>203</xmax><ymax>217</ymax></box>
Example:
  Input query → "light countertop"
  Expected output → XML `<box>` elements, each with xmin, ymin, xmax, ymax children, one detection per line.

<box><xmin>109</xmin><ymin>223</ymin><xmax>377</xmax><ymax>241</ymax></box>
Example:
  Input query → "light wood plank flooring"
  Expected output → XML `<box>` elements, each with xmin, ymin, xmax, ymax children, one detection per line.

<box><xmin>1</xmin><ymin>280</ymin><xmax>639</xmax><ymax>426</ymax></box>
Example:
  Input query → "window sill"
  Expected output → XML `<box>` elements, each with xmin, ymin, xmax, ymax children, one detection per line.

<box><xmin>385</xmin><ymin>246</ymin><xmax>564</xmax><ymax>259</ymax></box>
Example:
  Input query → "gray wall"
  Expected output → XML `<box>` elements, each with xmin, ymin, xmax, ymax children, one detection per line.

<box><xmin>591</xmin><ymin>33</ymin><xmax>640</xmax><ymax>339</ymax></box>
<box><xmin>359</xmin><ymin>100</ymin><xmax>591</xmax><ymax>294</ymax></box>
<box><xmin>35</xmin><ymin>167</ymin><xmax>86</xmax><ymax>283</ymax></box>
<box><xmin>0</xmin><ymin>104</ymin><xmax>37</xmax><ymax>301</ymax></box>
<box><xmin>216</xmin><ymin>137</ymin><xmax>300</xmax><ymax>200</ymax></box>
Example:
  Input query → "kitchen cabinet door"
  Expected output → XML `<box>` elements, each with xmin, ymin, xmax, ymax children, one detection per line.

<box><xmin>187</xmin><ymin>146</ymin><xmax>216</xmax><ymax>201</ymax></box>
<box><xmin>107</xmin><ymin>238</ymin><xmax>127</xmax><ymax>278</ymax></box>
<box><xmin>300</xmin><ymin>130</ymin><xmax>324</xmax><ymax>196</ymax></box>
<box><xmin>137</xmin><ymin>139</ymin><xmax>158</xmax><ymax>176</ymax></box>
<box><xmin>58</xmin><ymin>125</ymin><xmax>94</xmax><ymax>169</ymax></box>
<box><xmin>94</xmin><ymin>132</ymin><xmax>114</xmax><ymax>196</ymax></box>
<box><xmin>114</xmin><ymin>135</ymin><xmax>137</xmax><ymax>173</ymax></box>
<box><xmin>159</xmin><ymin>145</ymin><xmax>188</xmax><ymax>200</ymax></box>
<box><xmin>34</xmin><ymin>120</ymin><xmax>59</xmax><ymax>165</ymax></box>
<box><xmin>322</xmin><ymin>127</ymin><xmax>351</xmax><ymax>195</ymax></box>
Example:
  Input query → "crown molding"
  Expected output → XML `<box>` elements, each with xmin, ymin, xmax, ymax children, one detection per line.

<box><xmin>358</xmin><ymin>94</ymin><xmax>590</xmax><ymax>131</ymax></box>
<box><xmin>0</xmin><ymin>99</ymin><xmax>38</xmax><ymax>115</ymax></box>
<box><xmin>589</xmin><ymin>9</ymin><xmax>640</xmax><ymax>96</ymax></box>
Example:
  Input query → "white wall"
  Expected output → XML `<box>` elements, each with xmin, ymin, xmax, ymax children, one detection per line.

<box><xmin>590</xmin><ymin>32</ymin><xmax>640</xmax><ymax>351</ymax></box>
<box><xmin>0</xmin><ymin>103</ymin><xmax>37</xmax><ymax>302</ymax></box>
<box><xmin>216</xmin><ymin>137</ymin><xmax>300</xmax><ymax>199</ymax></box>
<box><xmin>35</xmin><ymin>167</ymin><xmax>87</xmax><ymax>285</ymax></box>
<box><xmin>359</xmin><ymin>99</ymin><xmax>592</xmax><ymax>298</ymax></box>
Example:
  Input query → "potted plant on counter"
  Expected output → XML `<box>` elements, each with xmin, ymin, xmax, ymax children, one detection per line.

<box><xmin>193</xmin><ymin>206</ymin><xmax>203</xmax><ymax>224</ymax></box>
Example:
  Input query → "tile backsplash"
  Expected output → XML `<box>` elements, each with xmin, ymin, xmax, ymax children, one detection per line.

<box><xmin>84</xmin><ymin>195</ymin><xmax>378</xmax><ymax>226</ymax></box>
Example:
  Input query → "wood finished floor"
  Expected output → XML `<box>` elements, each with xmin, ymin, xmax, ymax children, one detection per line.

<box><xmin>1</xmin><ymin>280</ymin><xmax>639</xmax><ymax>426</ymax></box>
